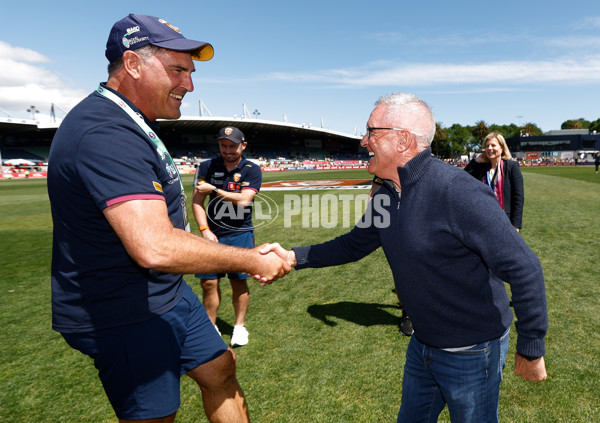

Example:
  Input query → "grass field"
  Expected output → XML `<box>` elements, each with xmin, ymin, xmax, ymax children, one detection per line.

<box><xmin>0</xmin><ymin>165</ymin><xmax>599</xmax><ymax>422</ymax></box>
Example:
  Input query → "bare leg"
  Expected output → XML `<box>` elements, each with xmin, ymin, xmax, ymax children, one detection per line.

<box><xmin>230</xmin><ymin>279</ymin><xmax>249</xmax><ymax>326</ymax></box>
<box><xmin>201</xmin><ymin>278</ymin><xmax>221</xmax><ymax>325</ymax></box>
<box><xmin>187</xmin><ymin>348</ymin><xmax>249</xmax><ymax>422</ymax></box>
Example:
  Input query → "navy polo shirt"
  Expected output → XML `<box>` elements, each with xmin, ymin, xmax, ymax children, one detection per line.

<box><xmin>193</xmin><ymin>157</ymin><xmax>261</xmax><ymax>237</ymax></box>
<box><xmin>48</xmin><ymin>83</ymin><xmax>185</xmax><ymax>333</ymax></box>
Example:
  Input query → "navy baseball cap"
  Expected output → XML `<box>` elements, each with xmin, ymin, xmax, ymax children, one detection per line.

<box><xmin>217</xmin><ymin>127</ymin><xmax>245</xmax><ymax>144</ymax></box>
<box><xmin>105</xmin><ymin>14</ymin><xmax>214</xmax><ymax>63</ymax></box>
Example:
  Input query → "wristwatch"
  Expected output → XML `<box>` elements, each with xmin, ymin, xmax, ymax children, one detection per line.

<box><xmin>212</xmin><ymin>187</ymin><xmax>218</xmax><ymax>195</ymax></box>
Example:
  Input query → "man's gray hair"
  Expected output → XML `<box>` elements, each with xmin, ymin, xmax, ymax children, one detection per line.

<box><xmin>107</xmin><ymin>45</ymin><xmax>164</xmax><ymax>76</ymax></box>
<box><xmin>375</xmin><ymin>93</ymin><xmax>435</xmax><ymax>151</ymax></box>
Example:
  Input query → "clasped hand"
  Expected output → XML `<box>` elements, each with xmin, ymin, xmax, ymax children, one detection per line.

<box><xmin>250</xmin><ymin>243</ymin><xmax>297</xmax><ymax>285</ymax></box>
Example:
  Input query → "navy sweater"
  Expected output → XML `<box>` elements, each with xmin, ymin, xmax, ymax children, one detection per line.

<box><xmin>294</xmin><ymin>148</ymin><xmax>547</xmax><ymax>358</ymax></box>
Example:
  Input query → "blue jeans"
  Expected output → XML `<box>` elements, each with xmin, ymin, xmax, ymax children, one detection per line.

<box><xmin>397</xmin><ymin>329</ymin><xmax>509</xmax><ymax>423</ymax></box>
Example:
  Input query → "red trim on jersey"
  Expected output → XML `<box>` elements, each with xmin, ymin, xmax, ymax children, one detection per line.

<box><xmin>106</xmin><ymin>194</ymin><xmax>165</xmax><ymax>207</ymax></box>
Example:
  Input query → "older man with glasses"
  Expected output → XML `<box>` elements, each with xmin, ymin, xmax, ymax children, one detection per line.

<box><xmin>260</xmin><ymin>92</ymin><xmax>548</xmax><ymax>423</ymax></box>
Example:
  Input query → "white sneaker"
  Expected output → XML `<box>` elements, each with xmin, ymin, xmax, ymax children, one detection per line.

<box><xmin>214</xmin><ymin>325</ymin><xmax>222</xmax><ymax>336</ymax></box>
<box><xmin>231</xmin><ymin>325</ymin><xmax>249</xmax><ymax>347</ymax></box>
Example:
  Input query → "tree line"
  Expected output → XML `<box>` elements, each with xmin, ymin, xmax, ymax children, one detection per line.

<box><xmin>431</xmin><ymin>117</ymin><xmax>600</xmax><ymax>159</ymax></box>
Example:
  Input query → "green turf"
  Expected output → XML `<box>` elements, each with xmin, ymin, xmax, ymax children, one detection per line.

<box><xmin>1</xmin><ymin>166</ymin><xmax>599</xmax><ymax>422</ymax></box>
<box><xmin>520</xmin><ymin>164</ymin><xmax>600</xmax><ymax>185</ymax></box>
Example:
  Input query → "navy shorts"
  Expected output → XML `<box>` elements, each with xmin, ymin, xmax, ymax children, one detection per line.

<box><xmin>61</xmin><ymin>282</ymin><xmax>227</xmax><ymax>420</ymax></box>
<box><xmin>196</xmin><ymin>231</ymin><xmax>255</xmax><ymax>280</ymax></box>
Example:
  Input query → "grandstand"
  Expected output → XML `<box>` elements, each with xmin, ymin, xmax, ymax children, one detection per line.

<box><xmin>507</xmin><ymin>129</ymin><xmax>600</xmax><ymax>165</ymax></box>
<box><xmin>4</xmin><ymin>114</ymin><xmax>598</xmax><ymax>178</ymax></box>
<box><xmin>0</xmin><ymin>115</ymin><xmax>367</xmax><ymax>178</ymax></box>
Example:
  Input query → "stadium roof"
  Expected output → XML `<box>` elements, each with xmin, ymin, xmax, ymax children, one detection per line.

<box><xmin>0</xmin><ymin>115</ymin><xmax>362</xmax><ymax>144</ymax></box>
<box><xmin>158</xmin><ymin>116</ymin><xmax>363</xmax><ymax>141</ymax></box>
<box><xmin>0</xmin><ymin>117</ymin><xmax>43</xmax><ymax>135</ymax></box>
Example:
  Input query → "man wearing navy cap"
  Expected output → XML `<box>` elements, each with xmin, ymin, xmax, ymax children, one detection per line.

<box><xmin>48</xmin><ymin>14</ymin><xmax>289</xmax><ymax>422</ymax></box>
<box><xmin>193</xmin><ymin>127</ymin><xmax>262</xmax><ymax>348</ymax></box>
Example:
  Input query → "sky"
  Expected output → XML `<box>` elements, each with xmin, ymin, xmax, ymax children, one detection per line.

<box><xmin>1</xmin><ymin>0</ymin><xmax>599</xmax><ymax>135</ymax></box>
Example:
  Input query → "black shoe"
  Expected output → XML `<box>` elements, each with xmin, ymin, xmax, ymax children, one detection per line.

<box><xmin>399</xmin><ymin>310</ymin><xmax>414</xmax><ymax>336</ymax></box>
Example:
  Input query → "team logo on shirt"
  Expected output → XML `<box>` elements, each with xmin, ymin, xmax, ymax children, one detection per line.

<box><xmin>233</xmin><ymin>173</ymin><xmax>241</xmax><ymax>182</ymax></box>
<box><xmin>153</xmin><ymin>181</ymin><xmax>164</xmax><ymax>193</ymax></box>
<box><xmin>166</xmin><ymin>163</ymin><xmax>176</xmax><ymax>178</ymax></box>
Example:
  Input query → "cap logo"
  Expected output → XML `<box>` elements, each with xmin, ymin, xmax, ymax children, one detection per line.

<box><xmin>122</xmin><ymin>26</ymin><xmax>141</xmax><ymax>49</ymax></box>
<box><xmin>224</xmin><ymin>128</ymin><xmax>233</xmax><ymax>135</ymax></box>
<box><xmin>125</xmin><ymin>26</ymin><xmax>141</xmax><ymax>36</ymax></box>
<box><xmin>122</xmin><ymin>35</ymin><xmax>149</xmax><ymax>49</ymax></box>
<box><xmin>158</xmin><ymin>18</ymin><xmax>182</xmax><ymax>34</ymax></box>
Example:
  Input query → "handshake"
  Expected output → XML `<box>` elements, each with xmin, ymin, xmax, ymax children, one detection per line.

<box><xmin>249</xmin><ymin>243</ymin><xmax>298</xmax><ymax>285</ymax></box>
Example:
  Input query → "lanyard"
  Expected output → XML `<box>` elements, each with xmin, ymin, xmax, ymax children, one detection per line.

<box><xmin>486</xmin><ymin>163</ymin><xmax>499</xmax><ymax>189</ymax></box>
<box><xmin>96</xmin><ymin>84</ymin><xmax>190</xmax><ymax>231</ymax></box>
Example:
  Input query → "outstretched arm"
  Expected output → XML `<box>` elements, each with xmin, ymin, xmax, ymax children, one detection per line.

<box><xmin>103</xmin><ymin>198</ymin><xmax>290</xmax><ymax>282</ymax></box>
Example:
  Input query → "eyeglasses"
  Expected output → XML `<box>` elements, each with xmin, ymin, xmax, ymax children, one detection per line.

<box><xmin>365</xmin><ymin>126</ymin><xmax>423</xmax><ymax>139</ymax></box>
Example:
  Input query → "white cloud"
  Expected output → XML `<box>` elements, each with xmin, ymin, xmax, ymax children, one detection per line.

<box><xmin>266</xmin><ymin>56</ymin><xmax>600</xmax><ymax>87</ymax></box>
<box><xmin>576</xmin><ymin>16</ymin><xmax>600</xmax><ymax>29</ymax></box>
<box><xmin>0</xmin><ymin>84</ymin><xmax>83</xmax><ymax>117</ymax></box>
<box><xmin>0</xmin><ymin>41</ymin><xmax>86</xmax><ymax>118</ymax></box>
<box><xmin>0</xmin><ymin>41</ymin><xmax>49</xmax><ymax>64</ymax></box>
<box><xmin>366</xmin><ymin>31</ymin><xmax>518</xmax><ymax>47</ymax></box>
<box><xmin>545</xmin><ymin>35</ymin><xmax>600</xmax><ymax>49</ymax></box>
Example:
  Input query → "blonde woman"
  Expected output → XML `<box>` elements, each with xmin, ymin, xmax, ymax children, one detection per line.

<box><xmin>465</xmin><ymin>132</ymin><xmax>524</xmax><ymax>231</ymax></box>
